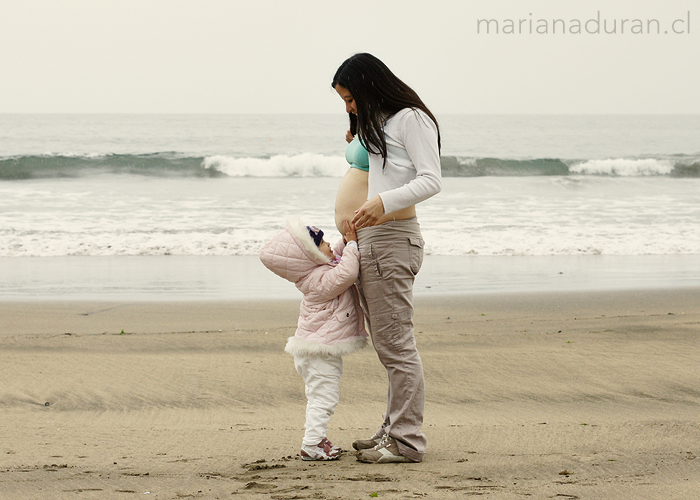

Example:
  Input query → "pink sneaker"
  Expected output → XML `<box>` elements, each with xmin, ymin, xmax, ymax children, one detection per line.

<box><xmin>300</xmin><ymin>438</ymin><xmax>342</xmax><ymax>461</ymax></box>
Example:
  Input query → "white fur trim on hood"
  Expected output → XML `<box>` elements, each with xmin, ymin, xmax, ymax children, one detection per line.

<box><xmin>286</xmin><ymin>216</ymin><xmax>332</xmax><ymax>265</ymax></box>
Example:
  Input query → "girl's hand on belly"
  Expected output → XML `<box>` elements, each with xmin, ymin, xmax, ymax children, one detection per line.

<box><xmin>342</xmin><ymin>220</ymin><xmax>357</xmax><ymax>243</ymax></box>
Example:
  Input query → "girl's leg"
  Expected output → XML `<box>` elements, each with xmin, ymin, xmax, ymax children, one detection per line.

<box><xmin>293</xmin><ymin>354</ymin><xmax>343</xmax><ymax>447</ymax></box>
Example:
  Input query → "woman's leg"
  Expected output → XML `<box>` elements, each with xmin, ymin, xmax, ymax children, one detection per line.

<box><xmin>357</xmin><ymin>219</ymin><xmax>426</xmax><ymax>462</ymax></box>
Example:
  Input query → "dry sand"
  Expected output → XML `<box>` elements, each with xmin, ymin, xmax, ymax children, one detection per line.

<box><xmin>1</xmin><ymin>288</ymin><xmax>699</xmax><ymax>499</ymax></box>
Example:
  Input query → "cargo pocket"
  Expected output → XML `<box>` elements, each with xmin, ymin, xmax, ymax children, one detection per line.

<box><xmin>387</xmin><ymin>308</ymin><xmax>416</xmax><ymax>350</ymax></box>
<box><xmin>361</xmin><ymin>243</ymin><xmax>381</xmax><ymax>279</ymax></box>
<box><xmin>408</xmin><ymin>237</ymin><xmax>424</xmax><ymax>276</ymax></box>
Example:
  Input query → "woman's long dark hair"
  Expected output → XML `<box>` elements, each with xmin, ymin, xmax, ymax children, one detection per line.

<box><xmin>332</xmin><ymin>53</ymin><xmax>440</xmax><ymax>163</ymax></box>
<box><xmin>349</xmin><ymin>112</ymin><xmax>357</xmax><ymax>136</ymax></box>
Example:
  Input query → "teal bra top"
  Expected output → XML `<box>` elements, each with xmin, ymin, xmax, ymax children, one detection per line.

<box><xmin>345</xmin><ymin>136</ymin><xmax>369</xmax><ymax>172</ymax></box>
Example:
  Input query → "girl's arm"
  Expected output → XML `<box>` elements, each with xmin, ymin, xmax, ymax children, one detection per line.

<box><xmin>306</xmin><ymin>246</ymin><xmax>360</xmax><ymax>300</ymax></box>
<box><xmin>312</xmin><ymin>220</ymin><xmax>358</xmax><ymax>299</ymax></box>
<box><xmin>333</xmin><ymin>219</ymin><xmax>357</xmax><ymax>256</ymax></box>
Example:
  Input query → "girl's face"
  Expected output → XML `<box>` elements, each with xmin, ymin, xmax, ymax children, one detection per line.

<box><xmin>335</xmin><ymin>84</ymin><xmax>357</xmax><ymax>115</ymax></box>
<box><xmin>319</xmin><ymin>239</ymin><xmax>334</xmax><ymax>259</ymax></box>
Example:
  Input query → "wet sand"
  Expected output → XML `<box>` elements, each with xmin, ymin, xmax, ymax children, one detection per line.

<box><xmin>1</xmin><ymin>288</ymin><xmax>699</xmax><ymax>499</ymax></box>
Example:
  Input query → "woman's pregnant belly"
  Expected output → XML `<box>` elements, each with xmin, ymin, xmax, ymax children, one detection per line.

<box><xmin>335</xmin><ymin>167</ymin><xmax>418</xmax><ymax>233</ymax></box>
<box><xmin>335</xmin><ymin>168</ymin><xmax>368</xmax><ymax>233</ymax></box>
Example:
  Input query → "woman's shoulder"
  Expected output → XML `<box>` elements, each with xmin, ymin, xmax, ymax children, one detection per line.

<box><xmin>389</xmin><ymin>108</ymin><xmax>434</xmax><ymax>126</ymax></box>
<box><xmin>388</xmin><ymin>107</ymin><xmax>416</xmax><ymax>121</ymax></box>
<box><xmin>387</xmin><ymin>108</ymin><xmax>437</xmax><ymax>135</ymax></box>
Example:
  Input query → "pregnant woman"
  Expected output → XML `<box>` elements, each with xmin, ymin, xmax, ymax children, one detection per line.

<box><xmin>332</xmin><ymin>53</ymin><xmax>442</xmax><ymax>463</ymax></box>
<box><xmin>334</xmin><ymin>117</ymin><xmax>406</xmax><ymax>233</ymax></box>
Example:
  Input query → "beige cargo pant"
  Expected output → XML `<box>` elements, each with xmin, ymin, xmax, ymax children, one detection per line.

<box><xmin>357</xmin><ymin>218</ymin><xmax>426</xmax><ymax>462</ymax></box>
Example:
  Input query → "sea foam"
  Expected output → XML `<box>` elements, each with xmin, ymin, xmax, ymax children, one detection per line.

<box><xmin>202</xmin><ymin>153</ymin><xmax>347</xmax><ymax>177</ymax></box>
<box><xmin>570</xmin><ymin>158</ymin><xmax>674</xmax><ymax>176</ymax></box>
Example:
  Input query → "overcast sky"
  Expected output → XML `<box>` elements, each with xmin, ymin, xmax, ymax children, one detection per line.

<box><xmin>1</xmin><ymin>0</ymin><xmax>698</xmax><ymax>114</ymax></box>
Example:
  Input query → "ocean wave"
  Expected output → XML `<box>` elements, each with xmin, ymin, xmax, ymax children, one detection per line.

<box><xmin>570</xmin><ymin>158</ymin><xmax>674</xmax><ymax>176</ymax></box>
<box><xmin>440</xmin><ymin>157</ymin><xmax>570</xmax><ymax>176</ymax></box>
<box><xmin>1</xmin><ymin>153</ymin><xmax>698</xmax><ymax>180</ymax></box>
<box><xmin>0</xmin><ymin>152</ymin><xmax>348</xmax><ymax>180</ymax></box>
<box><xmin>0</xmin><ymin>153</ymin><xmax>215</xmax><ymax>180</ymax></box>
<box><xmin>440</xmin><ymin>156</ymin><xmax>700</xmax><ymax>177</ymax></box>
<box><xmin>202</xmin><ymin>153</ymin><xmax>347</xmax><ymax>177</ymax></box>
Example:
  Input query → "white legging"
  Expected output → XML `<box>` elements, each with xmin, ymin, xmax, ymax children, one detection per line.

<box><xmin>293</xmin><ymin>354</ymin><xmax>344</xmax><ymax>447</ymax></box>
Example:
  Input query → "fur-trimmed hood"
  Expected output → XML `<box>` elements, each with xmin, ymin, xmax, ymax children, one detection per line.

<box><xmin>259</xmin><ymin>216</ymin><xmax>331</xmax><ymax>284</ymax></box>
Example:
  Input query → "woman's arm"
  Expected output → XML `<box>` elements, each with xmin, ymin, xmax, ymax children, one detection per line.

<box><xmin>352</xmin><ymin>110</ymin><xmax>441</xmax><ymax>228</ymax></box>
<box><xmin>378</xmin><ymin>110</ymin><xmax>442</xmax><ymax>214</ymax></box>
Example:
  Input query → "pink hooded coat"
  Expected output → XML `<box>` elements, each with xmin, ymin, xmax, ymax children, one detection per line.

<box><xmin>259</xmin><ymin>217</ymin><xmax>368</xmax><ymax>357</ymax></box>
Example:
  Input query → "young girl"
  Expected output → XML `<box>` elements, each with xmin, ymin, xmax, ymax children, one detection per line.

<box><xmin>332</xmin><ymin>53</ymin><xmax>442</xmax><ymax>463</ymax></box>
<box><xmin>259</xmin><ymin>217</ymin><xmax>368</xmax><ymax>460</ymax></box>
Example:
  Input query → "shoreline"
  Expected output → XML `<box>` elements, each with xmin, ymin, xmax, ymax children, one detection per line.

<box><xmin>2</xmin><ymin>288</ymin><xmax>699</xmax><ymax>499</ymax></box>
<box><xmin>3</xmin><ymin>286</ymin><xmax>699</xmax><ymax>335</ymax></box>
<box><xmin>2</xmin><ymin>254</ymin><xmax>699</xmax><ymax>301</ymax></box>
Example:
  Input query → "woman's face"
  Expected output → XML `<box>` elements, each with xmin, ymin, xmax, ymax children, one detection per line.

<box><xmin>334</xmin><ymin>84</ymin><xmax>357</xmax><ymax>115</ymax></box>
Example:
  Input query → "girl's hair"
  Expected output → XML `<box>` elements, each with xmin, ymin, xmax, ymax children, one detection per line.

<box><xmin>332</xmin><ymin>53</ymin><xmax>440</xmax><ymax>163</ymax></box>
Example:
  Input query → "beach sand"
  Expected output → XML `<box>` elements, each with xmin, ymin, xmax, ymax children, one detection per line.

<box><xmin>1</xmin><ymin>289</ymin><xmax>699</xmax><ymax>499</ymax></box>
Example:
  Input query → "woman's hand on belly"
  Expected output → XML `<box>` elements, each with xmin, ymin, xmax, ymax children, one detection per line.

<box><xmin>352</xmin><ymin>195</ymin><xmax>385</xmax><ymax>229</ymax></box>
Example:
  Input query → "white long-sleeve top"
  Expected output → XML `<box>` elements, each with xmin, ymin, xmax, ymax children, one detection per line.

<box><xmin>367</xmin><ymin>108</ymin><xmax>442</xmax><ymax>215</ymax></box>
